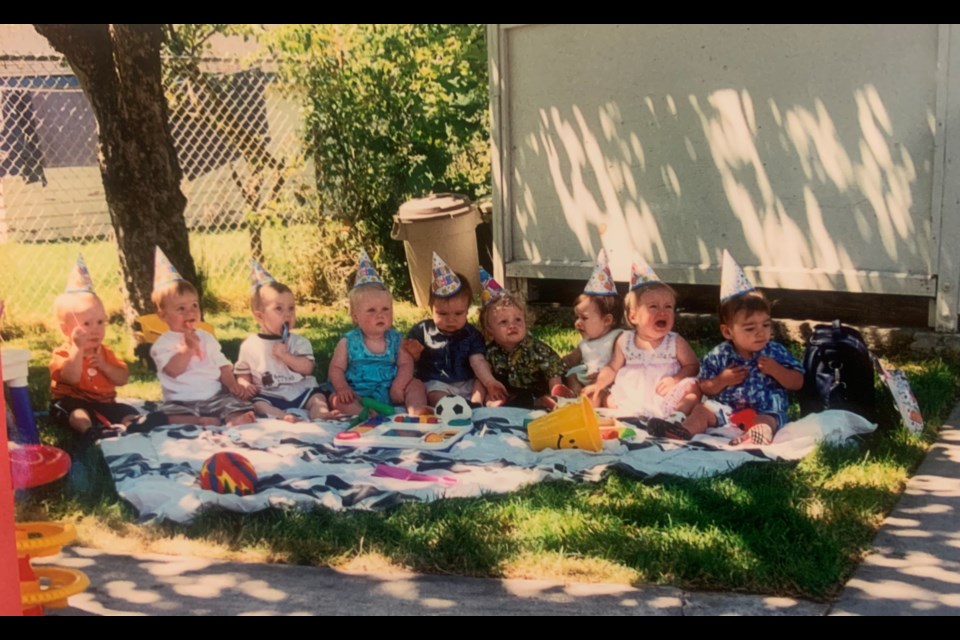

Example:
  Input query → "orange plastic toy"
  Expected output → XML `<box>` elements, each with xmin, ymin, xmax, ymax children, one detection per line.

<box><xmin>1</xmin><ymin>336</ymin><xmax>90</xmax><ymax>616</ymax></box>
<box><xmin>10</xmin><ymin>445</ymin><xmax>71</xmax><ymax>490</ymax></box>
<box><xmin>10</xmin><ymin>447</ymin><xmax>89</xmax><ymax>615</ymax></box>
<box><xmin>16</xmin><ymin>522</ymin><xmax>90</xmax><ymax>615</ymax></box>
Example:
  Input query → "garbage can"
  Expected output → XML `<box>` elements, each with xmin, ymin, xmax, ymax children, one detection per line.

<box><xmin>391</xmin><ymin>193</ymin><xmax>483</xmax><ymax>308</ymax></box>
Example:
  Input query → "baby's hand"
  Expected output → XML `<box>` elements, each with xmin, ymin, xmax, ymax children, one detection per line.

<box><xmin>237</xmin><ymin>379</ymin><xmax>258</xmax><ymax>400</ymax></box>
<box><xmin>88</xmin><ymin>349</ymin><xmax>105</xmax><ymax>371</ymax></box>
<box><xmin>181</xmin><ymin>330</ymin><xmax>202</xmax><ymax>357</ymax></box>
<box><xmin>717</xmin><ymin>365</ymin><xmax>749</xmax><ymax>389</ymax></box>
<box><xmin>582</xmin><ymin>383</ymin><xmax>603</xmax><ymax>406</ymax></box>
<box><xmin>271</xmin><ymin>341</ymin><xmax>290</xmax><ymax>361</ymax></box>
<box><xmin>485</xmin><ymin>379</ymin><xmax>508</xmax><ymax>402</ymax></box>
<box><xmin>655</xmin><ymin>375</ymin><xmax>678</xmax><ymax>397</ymax></box>
<box><xmin>401</xmin><ymin>338</ymin><xmax>424</xmax><ymax>362</ymax></box>
<box><xmin>335</xmin><ymin>386</ymin><xmax>358</xmax><ymax>405</ymax></box>
<box><xmin>756</xmin><ymin>356</ymin><xmax>781</xmax><ymax>377</ymax></box>
<box><xmin>69</xmin><ymin>325</ymin><xmax>88</xmax><ymax>350</ymax></box>
<box><xmin>227</xmin><ymin>382</ymin><xmax>244</xmax><ymax>399</ymax></box>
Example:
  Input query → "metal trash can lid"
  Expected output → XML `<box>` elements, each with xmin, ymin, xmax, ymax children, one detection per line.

<box><xmin>396</xmin><ymin>193</ymin><xmax>474</xmax><ymax>222</ymax></box>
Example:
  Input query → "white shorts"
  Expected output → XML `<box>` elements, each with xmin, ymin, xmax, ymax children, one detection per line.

<box><xmin>424</xmin><ymin>379</ymin><xmax>475</xmax><ymax>399</ymax></box>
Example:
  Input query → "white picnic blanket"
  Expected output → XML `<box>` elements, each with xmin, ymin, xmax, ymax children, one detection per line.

<box><xmin>100</xmin><ymin>408</ymin><xmax>876</xmax><ymax>524</ymax></box>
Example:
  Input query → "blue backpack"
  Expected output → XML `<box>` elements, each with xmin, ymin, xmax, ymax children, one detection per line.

<box><xmin>798</xmin><ymin>320</ymin><xmax>877</xmax><ymax>421</ymax></box>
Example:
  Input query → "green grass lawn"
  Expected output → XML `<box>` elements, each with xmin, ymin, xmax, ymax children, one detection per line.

<box><xmin>0</xmin><ymin>224</ymin><xmax>323</xmax><ymax>324</ymax></box>
<box><xmin>6</xmin><ymin>303</ymin><xmax>958</xmax><ymax>600</ymax></box>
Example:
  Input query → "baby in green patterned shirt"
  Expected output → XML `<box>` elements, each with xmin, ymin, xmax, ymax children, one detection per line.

<box><xmin>479</xmin><ymin>292</ymin><xmax>565</xmax><ymax>410</ymax></box>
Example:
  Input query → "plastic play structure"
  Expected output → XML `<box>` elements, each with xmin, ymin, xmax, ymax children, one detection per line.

<box><xmin>1</xmin><ymin>339</ymin><xmax>90</xmax><ymax>615</ymax></box>
<box><xmin>3</xmin><ymin>348</ymin><xmax>39</xmax><ymax>444</ymax></box>
<box><xmin>8</xmin><ymin>443</ymin><xmax>90</xmax><ymax>616</ymax></box>
<box><xmin>16</xmin><ymin>518</ymin><xmax>90</xmax><ymax>615</ymax></box>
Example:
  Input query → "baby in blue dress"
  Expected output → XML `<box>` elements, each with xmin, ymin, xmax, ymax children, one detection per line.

<box><xmin>327</xmin><ymin>251</ymin><xmax>428</xmax><ymax>416</ymax></box>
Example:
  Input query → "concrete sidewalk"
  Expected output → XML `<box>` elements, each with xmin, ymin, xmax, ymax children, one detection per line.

<box><xmin>42</xmin><ymin>547</ymin><xmax>826</xmax><ymax>616</ymax></box>
<box><xmin>38</xmin><ymin>406</ymin><xmax>960</xmax><ymax>616</ymax></box>
<box><xmin>828</xmin><ymin>404</ymin><xmax>960</xmax><ymax>615</ymax></box>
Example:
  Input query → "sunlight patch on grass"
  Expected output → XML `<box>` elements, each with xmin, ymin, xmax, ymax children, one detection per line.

<box><xmin>335</xmin><ymin>552</ymin><xmax>415</xmax><ymax>576</ymax></box>
<box><xmin>504</xmin><ymin>551</ymin><xmax>639</xmax><ymax>584</ymax></box>
<box><xmin>823</xmin><ymin>462</ymin><xmax>907</xmax><ymax>493</ymax></box>
<box><xmin>73</xmin><ymin>517</ymin><xmax>238</xmax><ymax>559</ymax></box>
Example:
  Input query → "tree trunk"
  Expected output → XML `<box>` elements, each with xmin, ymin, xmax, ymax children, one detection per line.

<box><xmin>33</xmin><ymin>24</ymin><xmax>199</xmax><ymax>323</ymax></box>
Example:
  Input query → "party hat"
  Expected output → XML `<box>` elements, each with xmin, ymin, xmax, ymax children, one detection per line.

<box><xmin>250</xmin><ymin>258</ymin><xmax>276</xmax><ymax>290</ymax></box>
<box><xmin>431</xmin><ymin>252</ymin><xmax>462</xmax><ymax>298</ymax></box>
<box><xmin>354</xmin><ymin>249</ymin><xmax>385</xmax><ymax>288</ymax></box>
<box><xmin>479</xmin><ymin>267</ymin><xmax>504</xmax><ymax>304</ymax></box>
<box><xmin>629</xmin><ymin>256</ymin><xmax>661</xmax><ymax>291</ymax></box>
<box><xmin>719</xmin><ymin>249</ymin><xmax>756</xmax><ymax>302</ymax></box>
<box><xmin>583</xmin><ymin>248</ymin><xmax>617</xmax><ymax>296</ymax></box>
<box><xmin>153</xmin><ymin>247</ymin><xmax>185</xmax><ymax>292</ymax></box>
<box><xmin>65</xmin><ymin>254</ymin><xmax>95</xmax><ymax>293</ymax></box>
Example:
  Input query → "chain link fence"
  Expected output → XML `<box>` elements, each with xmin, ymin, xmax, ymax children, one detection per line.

<box><xmin>0</xmin><ymin>53</ymin><xmax>318</xmax><ymax>325</ymax></box>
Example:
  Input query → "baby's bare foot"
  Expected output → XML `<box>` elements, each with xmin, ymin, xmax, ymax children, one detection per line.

<box><xmin>311</xmin><ymin>408</ymin><xmax>340</xmax><ymax>421</ymax></box>
<box><xmin>226</xmin><ymin>410</ymin><xmax>257</xmax><ymax>427</ymax></box>
<box><xmin>282</xmin><ymin>413</ymin><xmax>300</xmax><ymax>423</ymax></box>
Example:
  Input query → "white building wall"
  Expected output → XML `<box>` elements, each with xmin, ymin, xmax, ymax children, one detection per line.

<box><xmin>490</xmin><ymin>24</ymin><xmax>960</xmax><ymax>330</ymax></box>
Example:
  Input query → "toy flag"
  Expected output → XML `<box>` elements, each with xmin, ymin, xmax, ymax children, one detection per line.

<box><xmin>876</xmin><ymin>360</ymin><xmax>924</xmax><ymax>434</ymax></box>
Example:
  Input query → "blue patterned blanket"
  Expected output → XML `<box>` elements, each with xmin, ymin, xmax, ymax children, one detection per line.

<box><xmin>101</xmin><ymin>408</ymin><xmax>875</xmax><ymax>524</ymax></box>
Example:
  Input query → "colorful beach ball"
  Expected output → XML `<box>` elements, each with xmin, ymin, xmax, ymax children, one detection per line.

<box><xmin>199</xmin><ymin>452</ymin><xmax>258</xmax><ymax>496</ymax></box>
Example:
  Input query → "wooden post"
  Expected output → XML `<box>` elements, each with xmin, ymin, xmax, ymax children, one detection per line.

<box><xmin>935</xmin><ymin>24</ymin><xmax>960</xmax><ymax>332</ymax></box>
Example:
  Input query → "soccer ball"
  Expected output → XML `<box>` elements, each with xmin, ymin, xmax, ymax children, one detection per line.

<box><xmin>199</xmin><ymin>451</ymin><xmax>258</xmax><ymax>496</ymax></box>
<box><xmin>434</xmin><ymin>395</ymin><xmax>473</xmax><ymax>425</ymax></box>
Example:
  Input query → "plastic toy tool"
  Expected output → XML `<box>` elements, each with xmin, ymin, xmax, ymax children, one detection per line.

<box><xmin>348</xmin><ymin>397</ymin><xmax>397</xmax><ymax>428</ymax></box>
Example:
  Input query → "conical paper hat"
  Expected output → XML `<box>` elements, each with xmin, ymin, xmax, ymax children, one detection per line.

<box><xmin>354</xmin><ymin>249</ymin><xmax>385</xmax><ymax>288</ymax></box>
<box><xmin>431</xmin><ymin>252</ymin><xmax>462</xmax><ymax>298</ymax></box>
<box><xmin>629</xmin><ymin>256</ymin><xmax>661</xmax><ymax>291</ymax></box>
<box><xmin>65</xmin><ymin>254</ymin><xmax>95</xmax><ymax>294</ymax></box>
<box><xmin>479</xmin><ymin>267</ymin><xmax>504</xmax><ymax>305</ymax></box>
<box><xmin>250</xmin><ymin>258</ymin><xmax>276</xmax><ymax>290</ymax></box>
<box><xmin>719</xmin><ymin>249</ymin><xmax>756</xmax><ymax>302</ymax></box>
<box><xmin>153</xmin><ymin>247</ymin><xmax>185</xmax><ymax>292</ymax></box>
<box><xmin>583</xmin><ymin>248</ymin><xmax>617</xmax><ymax>296</ymax></box>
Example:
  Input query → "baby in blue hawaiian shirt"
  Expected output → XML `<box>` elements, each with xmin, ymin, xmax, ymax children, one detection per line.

<box><xmin>687</xmin><ymin>290</ymin><xmax>804</xmax><ymax>445</ymax></box>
